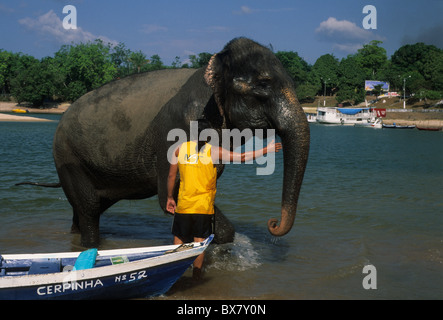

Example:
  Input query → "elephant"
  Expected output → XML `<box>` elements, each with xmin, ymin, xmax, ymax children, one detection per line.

<box><xmin>21</xmin><ymin>37</ymin><xmax>310</xmax><ymax>248</ymax></box>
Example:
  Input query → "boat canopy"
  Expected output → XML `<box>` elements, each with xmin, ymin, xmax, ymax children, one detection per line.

<box><xmin>337</xmin><ymin>108</ymin><xmax>370</xmax><ymax>115</ymax></box>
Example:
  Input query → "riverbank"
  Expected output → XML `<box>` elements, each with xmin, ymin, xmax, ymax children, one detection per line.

<box><xmin>382</xmin><ymin>111</ymin><xmax>443</xmax><ymax>128</ymax></box>
<box><xmin>301</xmin><ymin>96</ymin><xmax>443</xmax><ymax>128</ymax></box>
<box><xmin>0</xmin><ymin>102</ymin><xmax>69</xmax><ymax>122</ymax></box>
<box><xmin>0</xmin><ymin>102</ymin><xmax>69</xmax><ymax>114</ymax></box>
<box><xmin>0</xmin><ymin>113</ymin><xmax>55</xmax><ymax>122</ymax></box>
<box><xmin>1</xmin><ymin>101</ymin><xmax>443</xmax><ymax>128</ymax></box>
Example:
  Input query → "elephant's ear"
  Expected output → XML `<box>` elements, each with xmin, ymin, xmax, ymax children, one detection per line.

<box><xmin>204</xmin><ymin>54</ymin><xmax>218</xmax><ymax>90</ymax></box>
<box><xmin>204</xmin><ymin>54</ymin><xmax>225</xmax><ymax>117</ymax></box>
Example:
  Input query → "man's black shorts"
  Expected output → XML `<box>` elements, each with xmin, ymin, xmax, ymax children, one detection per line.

<box><xmin>172</xmin><ymin>213</ymin><xmax>214</xmax><ymax>243</ymax></box>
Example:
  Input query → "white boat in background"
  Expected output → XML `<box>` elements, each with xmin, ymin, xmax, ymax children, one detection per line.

<box><xmin>306</xmin><ymin>113</ymin><xmax>317</xmax><ymax>123</ymax></box>
<box><xmin>354</xmin><ymin>118</ymin><xmax>383</xmax><ymax>129</ymax></box>
<box><xmin>316</xmin><ymin>107</ymin><xmax>376</xmax><ymax>125</ymax></box>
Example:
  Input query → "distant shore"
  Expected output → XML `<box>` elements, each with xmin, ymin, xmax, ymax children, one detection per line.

<box><xmin>1</xmin><ymin>101</ymin><xmax>443</xmax><ymax>128</ymax></box>
<box><xmin>0</xmin><ymin>102</ymin><xmax>69</xmax><ymax>122</ymax></box>
<box><xmin>303</xmin><ymin>106</ymin><xmax>443</xmax><ymax>128</ymax></box>
<box><xmin>302</xmin><ymin>96</ymin><xmax>443</xmax><ymax>129</ymax></box>
<box><xmin>383</xmin><ymin>111</ymin><xmax>443</xmax><ymax>128</ymax></box>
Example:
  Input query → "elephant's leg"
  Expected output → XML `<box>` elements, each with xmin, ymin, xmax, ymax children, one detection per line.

<box><xmin>75</xmin><ymin>197</ymin><xmax>116</xmax><ymax>247</ymax></box>
<box><xmin>71</xmin><ymin>212</ymin><xmax>80</xmax><ymax>234</ymax></box>
<box><xmin>213</xmin><ymin>205</ymin><xmax>235</xmax><ymax>244</ymax></box>
<box><xmin>58</xmin><ymin>165</ymin><xmax>113</xmax><ymax>247</ymax></box>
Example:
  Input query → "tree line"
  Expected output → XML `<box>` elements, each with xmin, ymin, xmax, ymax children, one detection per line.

<box><xmin>1</xmin><ymin>39</ymin><xmax>442</xmax><ymax>107</ymax></box>
<box><xmin>277</xmin><ymin>40</ymin><xmax>443</xmax><ymax>105</ymax></box>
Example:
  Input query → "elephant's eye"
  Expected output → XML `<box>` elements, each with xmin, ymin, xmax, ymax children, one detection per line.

<box><xmin>257</xmin><ymin>75</ymin><xmax>272</xmax><ymax>88</ymax></box>
<box><xmin>257</xmin><ymin>79</ymin><xmax>270</xmax><ymax>88</ymax></box>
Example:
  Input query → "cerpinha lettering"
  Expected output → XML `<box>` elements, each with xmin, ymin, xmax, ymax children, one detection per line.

<box><xmin>37</xmin><ymin>279</ymin><xmax>103</xmax><ymax>296</ymax></box>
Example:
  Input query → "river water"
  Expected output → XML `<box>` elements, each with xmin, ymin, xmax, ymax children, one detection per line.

<box><xmin>0</xmin><ymin>114</ymin><xmax>442</xmax><ymax>299</ymax></box>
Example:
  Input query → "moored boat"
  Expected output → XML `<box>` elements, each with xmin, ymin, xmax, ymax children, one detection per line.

<box><xmin>12</xmin><ymin>109</ymin><xmax>28</xmax><ymax>114</ymax></box>
<box><xmin>416</xmin><ymin>126</ymin><xmax>442</xmax><ymax>131</ymax></box>
<box><xmin>0</xmin><ymin>235</ymin><xmax>213</xmax><ymax>300</ymax></box>
<box><xmin>382</xmin><ymin>123</ymin><xmax>416</xmax><ymax>129</ymax></box>
<box><xmin>354</xmin><ymin>118</ymin><xmax>382</xmax><ymax>128</ymax></box>
<box><xmin>316</xmin><ymin>107</ymin><xmax>376</xmax><ymax>125</ymax></box>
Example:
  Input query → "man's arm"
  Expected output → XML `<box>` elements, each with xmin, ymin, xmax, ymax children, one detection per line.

<box><xmin>213</xmin><ymin>139</ymin><xmax>282</xmax><ymax>163</ymax></box>
<box><xmin>166</xmin><ymin>148</ymin><xmax>179</xmax><ymax>214</ymax></box>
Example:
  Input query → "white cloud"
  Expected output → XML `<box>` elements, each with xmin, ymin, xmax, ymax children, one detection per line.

<box><xmin>315</xmin><ymin>17</ymin><xmax>385</xmax><ymax>53</ymax></box>
<box><xmin>18</xmin><ymin>10</ymin><xmax>117</xmax><ymax>46</ymax></box>
<box><xmin>233</xmin><ymin>5</ymin><xmax>295</xmax><ymax>15</ymax></box>
<box><xmin>332</xmin><ymin>43</ymin><xmax>365</xmax><ymax>54</ymax></box>
<box><xmin>316</xmin><ymin>17</ymin><xmax>374</xmax><ymax>42</ymax></box>
<box><xmin>233</xmin><ymin>5</ymin><xmax>253</xmax><ymax>15</ymax></box>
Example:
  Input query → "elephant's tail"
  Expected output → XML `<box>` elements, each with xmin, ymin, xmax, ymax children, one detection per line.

<box><xmin>15</xmin><ymin>181</ymin><xmax>61</xmax><ymax>188</ymax></box>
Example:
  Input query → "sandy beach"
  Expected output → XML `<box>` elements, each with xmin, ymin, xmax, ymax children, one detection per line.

<box><xmin>0</xmin><ymin>102</ymin><xmax>69</xmax><ymax>122</ymax></box>
<box><xmin>383</xmin><ymin>111</ymin><xmax>443</xmax><ymax>128</ymax></box>
<box><xmin>0</xmin><ymin>113</ymin><xmax>56</xmax><ymax>122</ymax></box>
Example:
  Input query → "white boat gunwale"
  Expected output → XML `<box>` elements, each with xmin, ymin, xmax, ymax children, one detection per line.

<box><xmin>0</xmin><ymin>238</ymin><xmax>210</xmax><ymax>289</ymax></box>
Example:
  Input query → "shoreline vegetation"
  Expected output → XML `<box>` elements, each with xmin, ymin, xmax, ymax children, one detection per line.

<box><xmin>1</xmin><ymin>40</ymin><xmax>442</xmax><ymax>126</ymax></box>
<box><xmin>1</xmin><ymin>100</ymin><xmax>442</xmax><ymax>128</ymax></box>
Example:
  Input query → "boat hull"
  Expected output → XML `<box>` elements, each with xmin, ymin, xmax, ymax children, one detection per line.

<box><xmin>382</xmin><ymin>124</ymin><xmax>416</xmax><ymax>129</ymax></box>
<box><xmin>0</xmin><ymin>236</ymin><xmax>213</xmax><ymax>300</ymax></box>
<box><xmin>0</xmin><ymin>257</ymin><xmax>195</xmax><ymax>300</ymax></box>
<box><xmin>416</xmin><ymin>127</ymin><xmax>442</xmax><ymax>131</ymax></box>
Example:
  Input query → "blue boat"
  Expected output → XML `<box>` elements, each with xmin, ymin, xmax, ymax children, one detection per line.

<box><xmin>0</xmin><ymin>235</ymin><xmax>213</xmax><ymax>300</ymax></box>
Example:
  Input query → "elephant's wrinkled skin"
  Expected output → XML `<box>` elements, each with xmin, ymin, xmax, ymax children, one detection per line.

<box><xmin>50</xmin><ymin>38</ymin><xmax>310</xmax><ymax>247</ymax></box>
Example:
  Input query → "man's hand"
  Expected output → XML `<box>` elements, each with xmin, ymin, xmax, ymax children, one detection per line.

<box><xmin>267</xmin><ymin>139</ymin><xmax>282</xmax><ymax>153</ymax></box>
<box><xmin>166</xmin><ymin>197</ymin><xmax>176</xmax><ymax>214</ymax></box>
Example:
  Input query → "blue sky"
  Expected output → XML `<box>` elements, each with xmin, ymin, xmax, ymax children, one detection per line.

<box><xmin>1</xmin><ymin>0</ymin><xmax>442</xmax><ymax>65</ymax></box>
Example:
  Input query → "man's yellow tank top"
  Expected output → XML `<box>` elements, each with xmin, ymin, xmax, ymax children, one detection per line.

<box><xmin>176</xmin><ymin>141</ymin><xmax>217</xmax><ymax>215</ymax></box>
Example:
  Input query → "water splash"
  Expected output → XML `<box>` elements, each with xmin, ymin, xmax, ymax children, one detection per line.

<box><xmin>206</xmin><ymin>233</ymin><xmax>262</xmax><ymax>272</ymax></box>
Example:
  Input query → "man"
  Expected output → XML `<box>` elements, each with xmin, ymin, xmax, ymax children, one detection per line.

<box><xmin>166</xmin><ymin>120</ymin><xmax>282</xmax><ymax>280</ymax></box>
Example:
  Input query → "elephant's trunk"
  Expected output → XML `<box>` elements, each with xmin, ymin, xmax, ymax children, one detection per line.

<box><xmin>267</xmin><ymin>88</ymin><xmax>310</xmax><ymax>237</ymax></box>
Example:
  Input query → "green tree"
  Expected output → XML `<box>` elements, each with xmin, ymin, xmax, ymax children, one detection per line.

<box><xmin>53</xmin><ymin>40</ymin><xmax>117</xmax><ymax>101</ymax></box>
<box><xmin>8</xmin><ymin>54</ymin><xmax>59</xmax><ymax>106</ymax></box>
<box><xmin>355</xmin><ymin>40</ymin><xmax>388</xmax><ymax>79</ymax></box>
<box><xmin>0</xmin><ymin>50</ymin><xmax>13</xmax><ymax>96</ymax></box>
<box><xmin>171</xmin><ymin>56</ymin><xmax>182</xmax><ymax>69</ymax></box>
<box><xmin>9</xmin><ymin>53</ymin><xmax>39</xmax><ymax>104</ymax></box>
<box><xmin>275</xmin><ymin>51</ymin><xmax>311</xmax><ymax>87</ymax></box>
<box><xmin>391</xmin><ymin>43</ymin><xmax>438</xmax><ymax>76</ymax></box>
<box><xmin>309</xmin><ymin>54</ymin><xmax>339</xmax><ymax>96</ymax></box>
<box><xmin>296</xmin><ymin>83</ymin><xmax>318</xmax><ymax>102</ymax></box>
<box><xmin>147</xmin><ymin>54</ymin><xmax>164</xmax><ymax>71</ymax></box>
<box><xmin>336</xmin><ymin>55</ymin><xmax>366</xmax><ymax>105</ymax></box>
<box><xmin>189</xmin><ymin>52</ymin><xmax>213</xmax><ymax>68</ymax></box>
<box><xmin>404</xmin><ymin>70</ymin><xmax>426</xmax><ymax>94</ymax></box>
<box><xmin>111</xmin><ymin>42</ymin><xmax>132</xmax><ymax>78</ymax></box>
<box><xmin>129</xmin><ymin>50</ymin><xmax>148</xmax><ymax>73</ymax></box>
<box><xmin>423</xmin><ymin>49</ymin><xmax>443</xmax><ymax>91</ymax></box>
<box><xmin>390</xmin><ymin>43</ymin><xmax>443</xmax><ymax>93</ymax></box>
